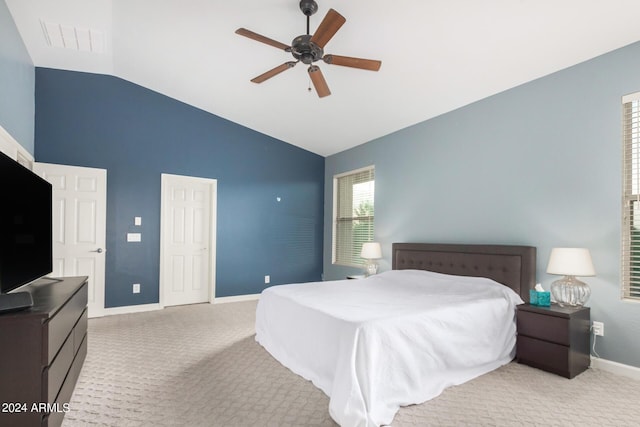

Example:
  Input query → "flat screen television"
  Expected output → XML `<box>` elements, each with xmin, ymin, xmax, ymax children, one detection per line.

<box><xmin>0</xmin><ymin>150</ymin><xmax>52</xmax><ymax>296</ymax></box>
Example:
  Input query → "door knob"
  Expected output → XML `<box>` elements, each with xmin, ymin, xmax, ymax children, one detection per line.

<box><xmin>92</xmin><ymin>248</ymin><xmax>104</xmax><ymax>253</ymax></box>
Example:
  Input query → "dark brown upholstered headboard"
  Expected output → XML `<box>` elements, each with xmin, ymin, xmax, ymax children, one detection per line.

<box><xmin>392</xmin><ymin>243</ymin><xmax>536</xmax><ymax>302</ymax></box>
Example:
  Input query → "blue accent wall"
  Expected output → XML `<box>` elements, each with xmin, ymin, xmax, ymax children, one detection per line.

<box><xmin>325</xmin><ymin>41</ymin><xmax>640</xmax><ymax>368</ymax></box>
<box><xmin>0</xmin><ymin>0</ymin><xmax>34</xmax><ymax>152</ymax></box>
<box><xmin>35</xmin><ymin>68</ymin><xmax>324</xmax><ymax>306</ymax></box>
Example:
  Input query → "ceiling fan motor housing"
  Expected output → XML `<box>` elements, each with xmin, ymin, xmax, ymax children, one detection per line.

<box><xmin>291</xmin><ymin>34</ymin><xmax>323</xmax><ymax>64</ymax></box>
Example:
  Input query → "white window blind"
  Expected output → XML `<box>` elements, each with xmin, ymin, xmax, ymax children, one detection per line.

<box><xmin>333</xmin><ymin>166</ymin><xmax>375</xmax><ymax>267</ymax></box>
<box><xmin>622</xmin><ymin>92</ymin><xmax>640</xmax><ymax>300</ymax></box>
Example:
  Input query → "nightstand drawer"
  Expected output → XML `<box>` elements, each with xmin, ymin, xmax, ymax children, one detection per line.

<box><xmin>517</xmin><ymin>335</ymin><xmax>569</xmax><ymax>376</ymax></box>
<box><xmin>517</xmin><ymin>310</ymin><xmax>569</xmax><ymax>345</ymax></box>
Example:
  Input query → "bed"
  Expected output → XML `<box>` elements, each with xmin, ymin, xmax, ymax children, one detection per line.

<box><xmin>255</xmin><ymin>243</ymin><xmax>536</xmax><ymax>427</ymax></box>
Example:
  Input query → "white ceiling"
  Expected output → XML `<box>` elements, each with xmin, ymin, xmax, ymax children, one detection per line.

<box><xmin>6</xmin><ymin>0</ymin><xmax>640</xmax><ymax>156</ymax></box>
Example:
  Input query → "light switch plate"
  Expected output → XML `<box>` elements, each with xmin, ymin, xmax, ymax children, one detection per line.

<box><xmin>127</xmin><ymin>233</ymin><xmax>142</xmax><ymax>242</ymax></box>
<box><xmin>134</xmin><ymin>216</ymin><xmax>142</xmax><ymax>226</ymax></box>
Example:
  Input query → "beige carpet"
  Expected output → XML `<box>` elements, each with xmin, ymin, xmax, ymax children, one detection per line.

<box><xmin>62</xmin><ymin>300</ymin><xmax>640</xmax><ymax>427</ymax></box>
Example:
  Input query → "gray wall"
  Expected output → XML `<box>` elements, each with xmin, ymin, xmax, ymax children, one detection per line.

<box><xmin>324</xmin><ymin>41</ymin><xmax>640</xmax><ymax>368</ymax></box>
<box><xmin>0</xmin><ymin>0</ymin><xmax>34</xmax><ymax>153</ymax></box>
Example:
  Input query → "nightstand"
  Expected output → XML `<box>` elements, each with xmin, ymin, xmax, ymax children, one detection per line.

<box><xmin>516</xmin><ymin>303</ymin><xmax>590</xmax><ymax>379</ymax></box>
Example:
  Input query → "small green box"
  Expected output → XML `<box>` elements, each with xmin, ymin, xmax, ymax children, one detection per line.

<box><xmin>536</xmin><ymin>291</ymin><xmax>551</xmax><ymax>306</ymax></box>
<box><xmin>529</xmin><ymin>290</ymin><xmax>550</xmax><ymax>307</ymax></box>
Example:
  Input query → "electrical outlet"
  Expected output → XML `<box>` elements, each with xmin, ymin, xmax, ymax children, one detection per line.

<box><xmin>593</xmin><ymin>321</ymin><xmax>604</xmax><ymax>336</ymax></box>
<box><xmin>265</xmin><ymin>275</ymin><xmax>270</xmax><ymax>284</ymax></box>
<box><xmin>133</xmin><ymin>283</ymin><xmax>141</xmax><ymax>294</ymax></box>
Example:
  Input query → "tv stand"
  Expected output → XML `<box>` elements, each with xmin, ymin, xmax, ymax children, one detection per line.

<box><xmin>0</xmin><ymin>276</ymin><xmax>88</xmax><ymax>427</ymax></box>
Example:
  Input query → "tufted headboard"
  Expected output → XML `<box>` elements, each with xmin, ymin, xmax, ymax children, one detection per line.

<box><xmin>392</xmin><ymin>243</ymin><xmax>536</xmax><ymax>302</ymax></box>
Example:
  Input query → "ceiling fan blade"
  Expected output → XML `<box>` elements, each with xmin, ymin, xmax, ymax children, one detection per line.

<box><xmin>251</xmin><ymin>62</ymin><xmax>298</xmax><ymax>84</ymax></box>
<box><xmin>323</xmin><ymin>54</ymin><xmax>381</xmax><ymax>71</ymax></box>
<box><xmin>235</xmin><ymin>28</ymin><xmax>290</xmax><ymax>51</ymax></box>
<box><xmin>309</xmin><ymin>9</ymin><xmax>346</xmax><ymax>49</ymax></box>
<box><xmin>308</xmin><ymin>65</ymin><xmax>331</xmax><ymax>98</ymax></box>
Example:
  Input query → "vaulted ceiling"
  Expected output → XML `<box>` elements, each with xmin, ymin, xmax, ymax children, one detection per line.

<box><xmin>7</xmin><ymin>0</ymin><xmax>640</xmax><ymax>156</ymax></box>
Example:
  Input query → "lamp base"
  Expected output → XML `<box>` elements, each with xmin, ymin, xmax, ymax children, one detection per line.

<box><xmin>550</xmin><ymin>275</ymin><xmax>591</xmax><ymax>307</ymax></box>
<box><xmin>364</xmin><ymin>261</ymin><xmax>378</xmax><ymax>277</ymax></box>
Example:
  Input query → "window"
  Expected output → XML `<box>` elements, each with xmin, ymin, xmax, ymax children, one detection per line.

<box><xmin>333</xmin><ymin>166</ymin><xmax>375</xmax><ymax>267</ymax></box>
<box><xmin>622</xmin><ymin>92</ymin><xmax>640</xmax><ymax>300</ymax></box>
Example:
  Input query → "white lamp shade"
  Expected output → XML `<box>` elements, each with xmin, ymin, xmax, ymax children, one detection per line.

<box><xmin>361</xmin><ymin>242</ymin><xmax>382</xmax><ymax>259</ymax></box>
<box><xmin>546</xmin><ymin>248</ymin><xmax>596</xmax><ymax>276</ymax></box>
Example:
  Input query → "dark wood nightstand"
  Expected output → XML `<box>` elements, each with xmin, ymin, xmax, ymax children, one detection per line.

<box><xmin>516</xmin><ymin>303</ymin><xmax>590</xmax><ymax>379</ymax></box>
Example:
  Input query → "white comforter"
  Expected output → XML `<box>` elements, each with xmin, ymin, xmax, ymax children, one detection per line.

<box><xmin>255</xmin><ymin>269</ymin><xmax>524</xmax><ymax>427</ymax></box>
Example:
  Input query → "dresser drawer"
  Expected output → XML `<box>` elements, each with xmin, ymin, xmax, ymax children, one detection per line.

<box><xmin>45</xmin><ymin>335</ymin><xmax>87</xmax><ymax>427</ymax></box>
<box><xmin>45</xmin><ymin>334</ymin><xmax>74</xmax><ymax>403</ymax></box>
<box><xmin>46</xmin><ymin>283</ymin><xmax>88</xmax><ymax>364</ymax></box>
<box><xmin>517</xmin><ymin>310</ymin><xmax>568</xmax><ymax>345</ymax></box>
<box><xmin>73</xmin><ymin>309</ymin><xmax>88</xmax><ymax>354</ymax></box>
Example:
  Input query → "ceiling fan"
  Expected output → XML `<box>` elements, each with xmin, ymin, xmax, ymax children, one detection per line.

<box><xmin>235</xmin><ymin>0</ymin><xmax>382</xmax><ymax>98</ymax></box>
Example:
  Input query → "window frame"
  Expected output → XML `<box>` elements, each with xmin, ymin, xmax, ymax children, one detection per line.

<box><xmin>332</xmin><ymin>165</ymin><xmax>375</xmax><ymax>268</ymax></box>
<box><xmin>622</xmin><ymin>91</ymin><xmax>640</xmax><ymax>301</ymax></box>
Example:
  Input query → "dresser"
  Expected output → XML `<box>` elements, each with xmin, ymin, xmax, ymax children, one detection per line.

<box><xmin>0</xmin><ymin>276</ymin><xmax>88</xmax><ymax>426</ymax></box>
<box><xmin>516</xmin><ymin>303</ymin><xmax>590</xmax><ymax>379</ymax></box>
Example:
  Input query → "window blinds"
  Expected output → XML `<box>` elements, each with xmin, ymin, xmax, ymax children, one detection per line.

<box><xmin>333</xmin><ymin>166</ymin><xmax>375</xmax><ymax>267</ymax></box>
<box><xmin>622</xmin><ymin>92</ymin><xmax>640</xmax><ymax>300</ymax></box>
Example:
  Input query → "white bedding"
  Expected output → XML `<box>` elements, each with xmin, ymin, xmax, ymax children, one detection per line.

<box><xmin>255</xmin><ymin>269</ymin><xmax>524</xmax><ymax>427</ymax></box>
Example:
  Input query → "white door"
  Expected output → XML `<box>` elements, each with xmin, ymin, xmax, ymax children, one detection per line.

<box><xmin>33</xmin><ymin>163</ymin><xmax>107</xmax><ymax>318</ymax></box>
<box><xmin>160</xmin><ymin>173</ymin><xmax>216</xmax><ymax>307</ymax></box>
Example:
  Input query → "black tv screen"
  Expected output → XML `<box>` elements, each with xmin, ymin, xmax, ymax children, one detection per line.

<box><xmin>0</xmin><ymin>150</ymin><xmax>52</xmax><ymax>293</ymax></box>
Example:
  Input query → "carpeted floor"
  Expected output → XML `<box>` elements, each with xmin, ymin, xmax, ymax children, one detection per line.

<box><xmin>62</xmin><ymin>300</ymin><xmax>640</xmax><ymax>426</ymax></box>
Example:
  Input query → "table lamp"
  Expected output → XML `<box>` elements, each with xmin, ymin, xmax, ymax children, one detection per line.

<box><xmin>361</xmin><ymin>242</ymin><xmax>382</xmax><ymax>276</ymax></box>
<box><xmin>546</xmin><ymin>248</ymin><xmax>596</xmax><ymax>307</ymax></box>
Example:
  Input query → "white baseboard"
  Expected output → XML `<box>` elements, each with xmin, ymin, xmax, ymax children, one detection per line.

<box><xmin>591</xmin><ymin>357</ymin><xmax>640</xmax><ymax>381</ymax></box>
<box><xmin>214</xmin><ymin>294</ymin><xmax>260</xmax><ymax>304</ymax></box>
<box><xmin>94</xmin><ymin>295</ymin><xmax>260</xmax><ymax>317</ymax></box>
<box><xmin>99</xmin><ymin>303</ymin><xmax>163</xmax><ymax>317</ymax></box>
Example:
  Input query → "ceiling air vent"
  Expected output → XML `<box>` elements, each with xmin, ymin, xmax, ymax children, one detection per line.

<box><xmin>40</xmin><ymin>20</ymin><xmax>104</xmax><ymax>53</ymax></box>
